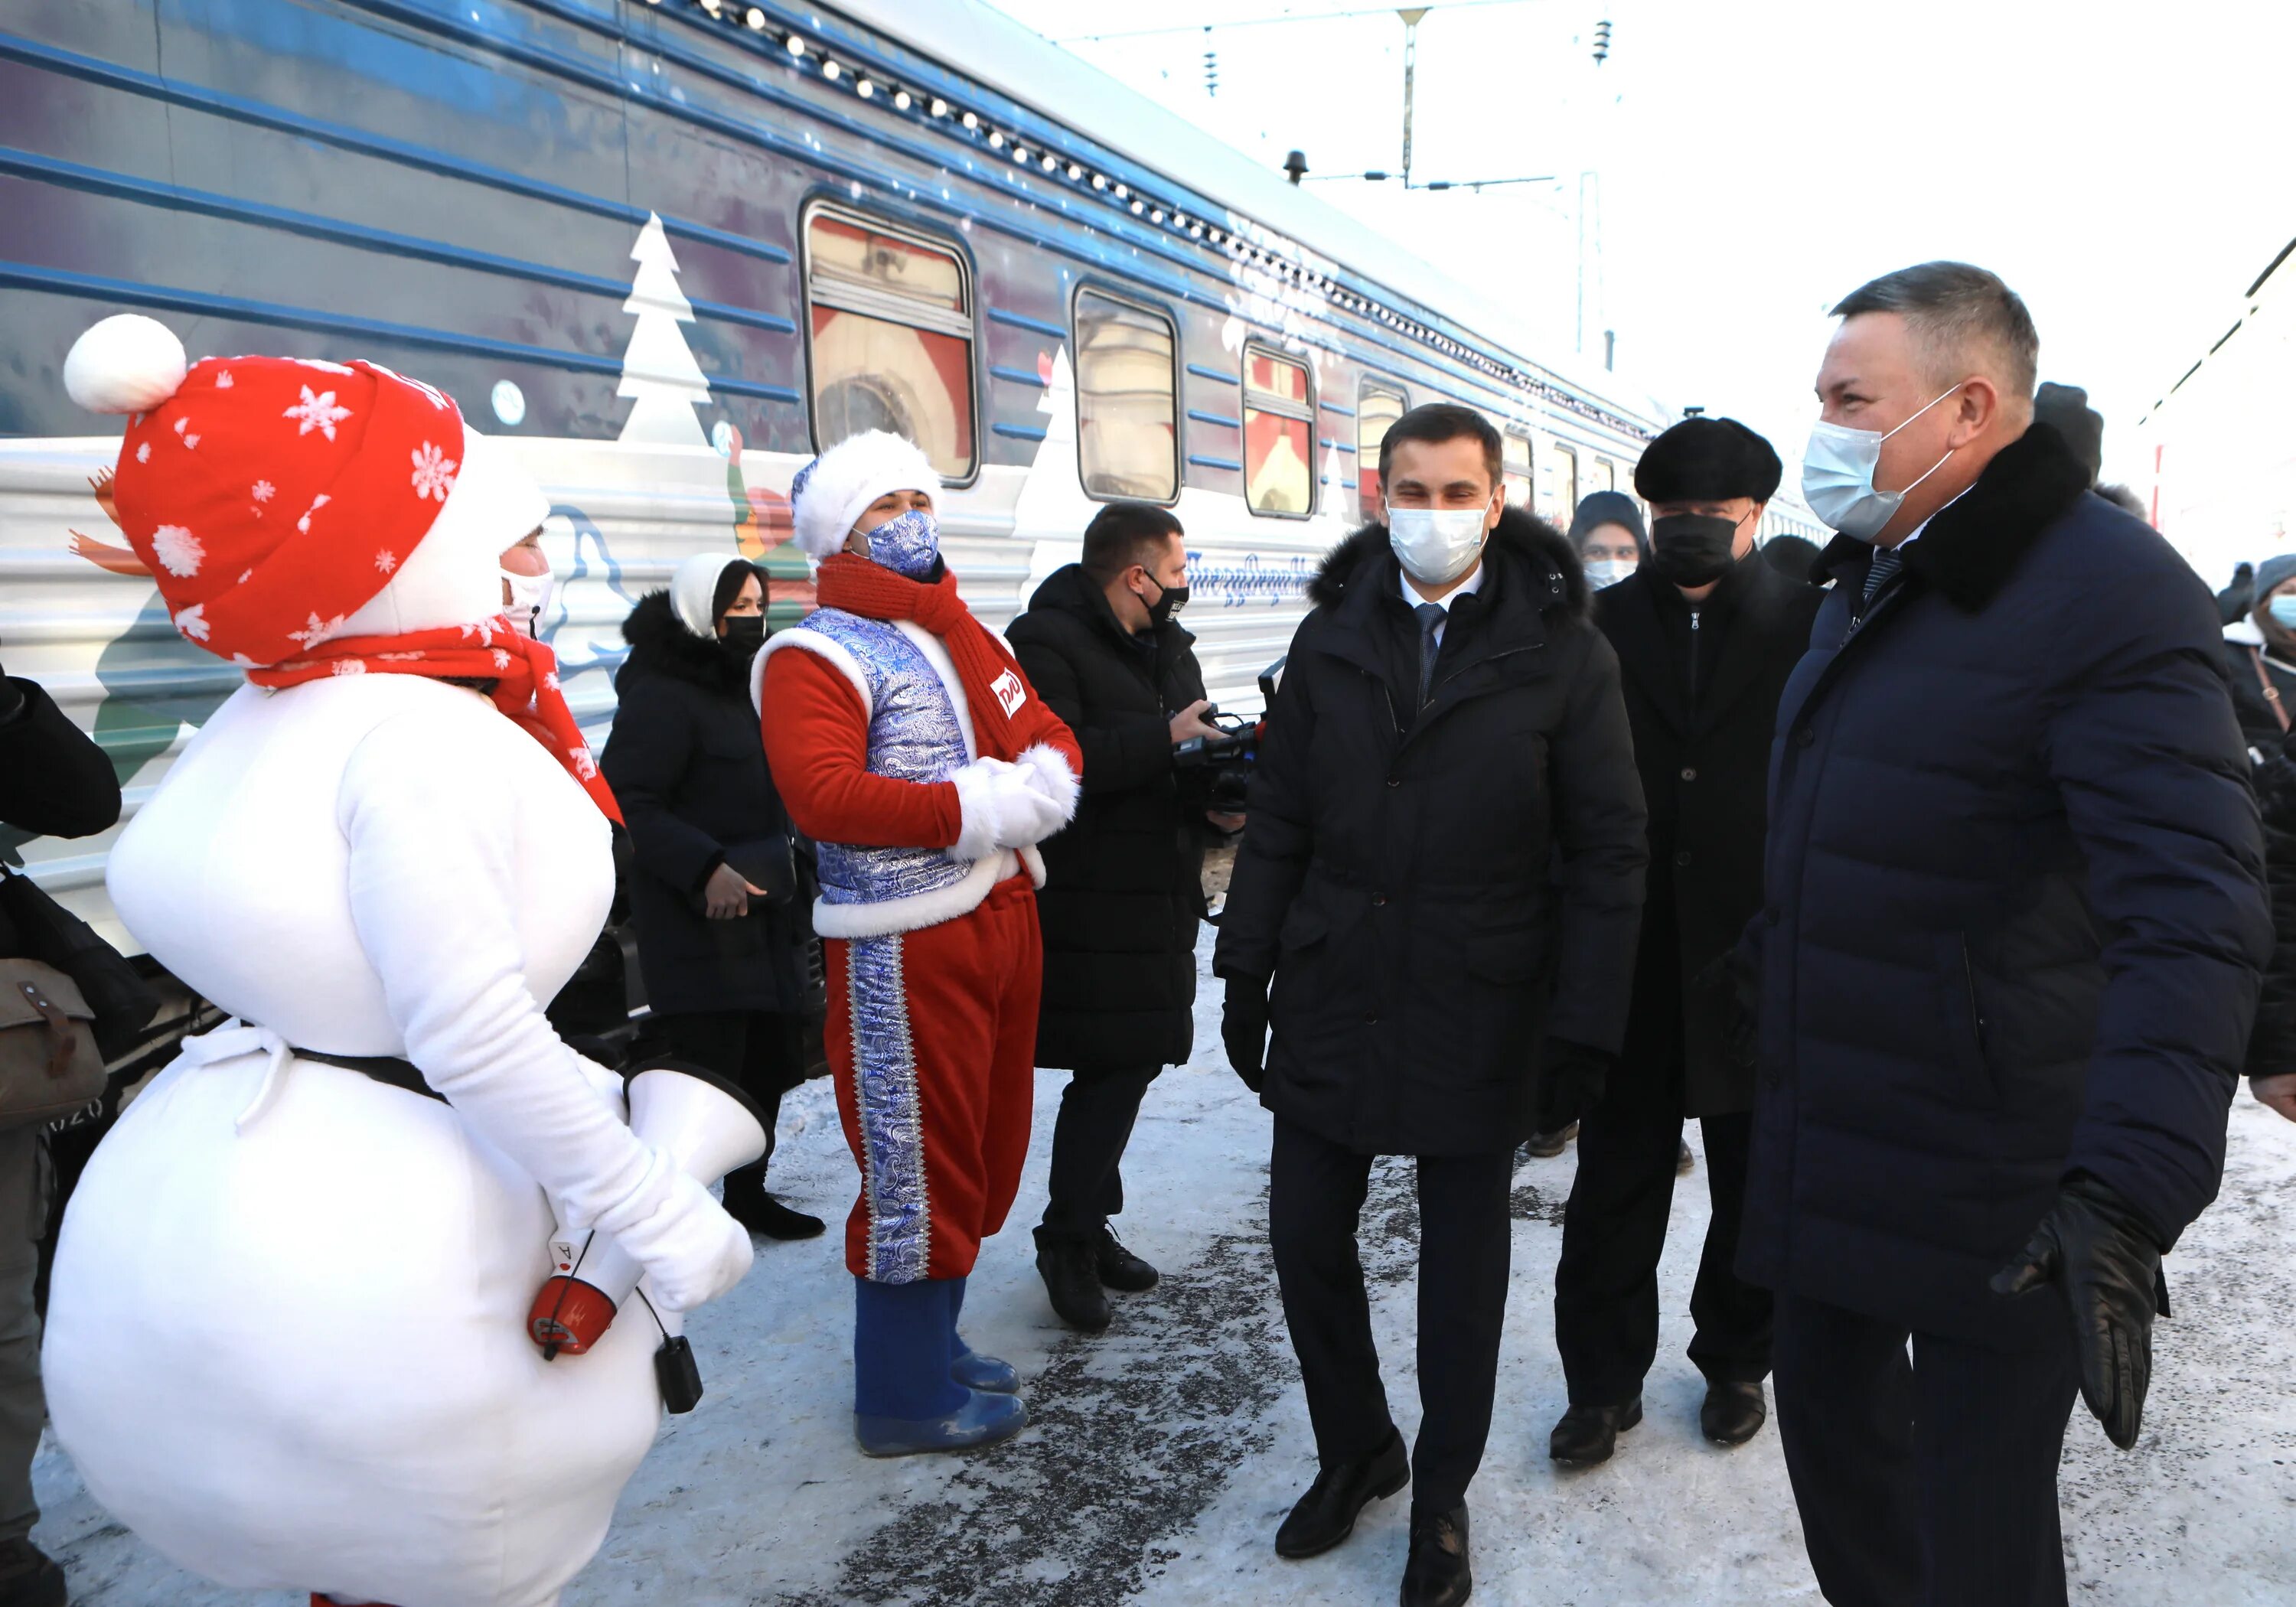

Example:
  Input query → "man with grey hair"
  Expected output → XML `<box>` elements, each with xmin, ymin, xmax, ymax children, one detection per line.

<box><xmin>1743</xmin><ymin>261</ymin><xmax>2268</xmax><ymax>1604</ymax></box>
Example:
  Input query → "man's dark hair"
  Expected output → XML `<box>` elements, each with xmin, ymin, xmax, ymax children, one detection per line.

<box><xmin>1081</xmin><ymin>501</ymin><xmax>1185</xmax><ymax>585</ymax></box>
<box><xmin>1832</xmin><ymin>261</ymin><xmax>2040</xmax><ymax>416</ymax></box>
<box><xmin>1378</xmin><ymin>403</ymin><xmax>1502</xmax><ymax>497</ymax></box>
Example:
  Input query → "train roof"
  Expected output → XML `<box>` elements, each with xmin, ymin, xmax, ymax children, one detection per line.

<box><xmin>823</xmin><ymin>0</ymin><xmax>1668</xmax><ymax>436</ymax></box>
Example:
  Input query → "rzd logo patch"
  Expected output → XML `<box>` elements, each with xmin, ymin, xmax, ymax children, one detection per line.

<box><xmin>990</xmin><ymin>668</ymin><xmax>1027</xmax><ymax>718</ymax></box>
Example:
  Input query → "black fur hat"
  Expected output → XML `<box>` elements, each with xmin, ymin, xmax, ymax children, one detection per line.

<box><xmin>1633</xmin><ymin>416</ymin><xmax>1782</xmax><ymax>504</ymax></box>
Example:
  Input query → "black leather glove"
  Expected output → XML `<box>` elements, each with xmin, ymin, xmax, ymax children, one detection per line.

<box><xmin>1535</xmin><ymin>1038</ymin><xmax>1612</xmax><ymax>1132</ymax></box>
<box><xmin>1221</xmin><ymin>974</ymin><xmax>1270</xmax><ymax>1094</ymax></box>
<box><xmin>1989</xmin><ymin>1174</ymin><xmax>2166</xmax><ymax>1450</ymax></box>
<box><xmin>1693</xmin><ymin>945</ymin><xmax>1760</xmax><ymax>1074</ymax></box>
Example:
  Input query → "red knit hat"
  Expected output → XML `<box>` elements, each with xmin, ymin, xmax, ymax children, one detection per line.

<box><xmin>65</xmin><ymin>315</ymin><xmax>475</xmax><ymax>667</ymax></box>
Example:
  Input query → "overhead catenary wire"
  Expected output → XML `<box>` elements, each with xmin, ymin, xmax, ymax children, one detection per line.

<box><xmin>1055</xmin><ymin>0</ymin><xmax>1528</xmax><ymax>45</ymax></box>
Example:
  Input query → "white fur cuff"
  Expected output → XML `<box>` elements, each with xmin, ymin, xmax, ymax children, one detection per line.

<box><xmin>1013</xmin><ymin>742</ymin><xmax>1079</xmax><ymax>824</ymax></box>
<box><xmin>948</xmin><ymin>758</ymin><xmax>1008</xmax><ymax>864</ymax></box>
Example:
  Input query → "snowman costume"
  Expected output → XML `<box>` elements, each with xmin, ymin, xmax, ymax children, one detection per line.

<box><xmin>41</xmin><ymin>318</ymin><xmax>752</xmax><ymax>1607</ymax></box>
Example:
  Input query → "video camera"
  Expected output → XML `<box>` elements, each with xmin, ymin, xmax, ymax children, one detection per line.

<box><xmin>1172</xmin><ymin>659</ymin><xmax>1285</xmax><ymax>817</ymax></box>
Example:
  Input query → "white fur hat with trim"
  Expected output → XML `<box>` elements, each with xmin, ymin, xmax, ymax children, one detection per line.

<box><xmin>789</xmin><ymin>430</ymin><xmax>940</xmax><ymax>560</ymax></box>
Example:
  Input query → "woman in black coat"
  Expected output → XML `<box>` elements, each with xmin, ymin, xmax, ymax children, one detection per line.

<box><xmin>600</xmin><ymin>554</ymin><xmax>822</xmax><ymax>1240</ymax></box>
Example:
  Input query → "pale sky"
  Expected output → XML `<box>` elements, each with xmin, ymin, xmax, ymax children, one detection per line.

<box><xmin>983</xmin><ymin>0</ymin><xmax>2294</xmax><ymax>510</ymax></box>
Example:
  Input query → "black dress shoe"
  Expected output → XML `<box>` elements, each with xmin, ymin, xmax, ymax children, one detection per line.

<box><xmin>1035</xmin><ymin>1229</ymin><xmax>1111</xmax><ymax>1331</ymax></box>
<box><xmin>1548</xmin><ymin>1396</ymin><xmax>1642</xmax><ymax>1465</ymax></box>
<box><xmin>1274</xmin><ymin>1425</ymin><xmax>1409</xmax><ymax>1560</ymax></box>
<box><xmin>1095</xmin><ymin>1225</ymin><xmax>1159</xmax><ymax>1292</ymax></box>
<box><xmin>1400</xmin><ymin>1503</ymin><xmax>1471</xmax><ymax>1606</ymax></box>
<box><xmin>1701</xmin><ymin>1380</ymin><xmax>1768</xmax><ymax>1446</ymax></box>
<box><xmin>1676</xmin><ymin>1138</ymin><xmax>1696</xmax><ymax>1174</ymax></box>
<box><xmin>1520</xmin><ymin>1123</ymin><xmax>1577</xmax><ymax>1160</ymax></box>
<box><xmin>721</xmin><ymin>1165</ymin><xmax>827</xmax><ymax>1240</ymax></box>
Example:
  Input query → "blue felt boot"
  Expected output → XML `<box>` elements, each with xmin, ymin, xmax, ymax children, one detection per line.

<box><xmin>947</xmin><ymin>1275</ymin><xmax>1020</xmax><ymax>1394</ymax></box>
<box><xmin>853</xmin><ymin>1277</ymin><xmax>1027</xmax><ymax>1456</ymax></box>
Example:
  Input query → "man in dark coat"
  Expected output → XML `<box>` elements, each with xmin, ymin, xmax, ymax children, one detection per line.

<box><xmin>1754</xmin><ymin>261</ymin><xmax>2270</xmax><ymax>1606</ymax></box>
<box><xmin>1548</xmin><ymin>417</ymin><xmax>1825</xmax><ymax>1467</ymax></box>
<box><xmin>1006</xmin><ymin>501</ymin><xmax>1223</xmax><ymax>1332</ymax></box>
<box><xmin>1218</xmin><ymin>404</ymin><xmax>1647</xmax><ymax>1607</ymax></box>
<box><xmin>0</xmin><ymin>662</ymin><xmax>119</xmax><ymax>1607</ymax></box>
<box><xmin>2221</xmin><ymin>551</ymin><xmax>2296</xmax><ymax>755</ymax></box>
<box><xmin>601</xmin><ymin>556</ymin><xmax>823</xmax><ymax>1241</ymax></box>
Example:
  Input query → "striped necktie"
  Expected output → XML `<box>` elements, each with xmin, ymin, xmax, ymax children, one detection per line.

<box><xmin>1863</xmin><ymin>546</ymin><xmax>1906</xmax><ymax>605</ymax></box>
<box><xmin>1415</xmin><ymin>602</ymin><xmax>1446</xmax><ymax>710</ymax></box>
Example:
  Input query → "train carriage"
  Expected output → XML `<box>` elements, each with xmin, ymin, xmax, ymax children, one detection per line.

<box><xmin>1</xmin><ymin>0</ymin><xmax>1691</xmax><ymax>966</ymax></box>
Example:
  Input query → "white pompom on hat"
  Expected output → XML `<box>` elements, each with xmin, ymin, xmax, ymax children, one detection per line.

<box><xmin>64</xmin><ymin>314</ymin><xmax>190</xmax><ymax>415</ymax></box>
<box><xmin>789</xmin><ymin>430</ymin><xmax>941</xmax><ymax>559</ymax></box>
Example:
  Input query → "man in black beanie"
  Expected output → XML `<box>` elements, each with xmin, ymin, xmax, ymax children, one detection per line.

<box><xmin>1548</xmin><ymin>416</ymin><xmax>1825</xmax><ymax>1465</ymax></box>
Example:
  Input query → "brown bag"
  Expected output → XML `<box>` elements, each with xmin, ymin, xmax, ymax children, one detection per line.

<box><xmin>0</xmin><ymin>960</ymin><xmax>108</xmax><ymax>1129</ymax></box>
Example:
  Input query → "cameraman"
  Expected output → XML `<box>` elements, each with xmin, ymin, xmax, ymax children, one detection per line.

<box><xmin>1008</xmin><ymin>503</ymin><xmax>1224</xmax><ymax>1332</ymax></box>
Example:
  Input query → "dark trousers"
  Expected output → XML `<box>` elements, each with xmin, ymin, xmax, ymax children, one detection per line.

<box><xmin>1773</xmin><ymin>1292</ymin><xmax>2079</xmax><ymax>1607</ymax></box>
<box><xmin>1039</xmin><ymin>1063</ymin><xmax>1159</xmax><ymax>1241</ymax></box>
<box><xmin>1268</xmin><ymin>1115</ymin><xmax>1513</xmax><ymax>1514</ymax></box>
<box><xmin>1553</xmin><ymin>1094</ymin><xmax>1771</xmax><ymax>1405</ymax></box>
<box><xmin>662</xmin><ymin>1009</ymin><xmax>804</xmax><ymax>1179</ymax></box>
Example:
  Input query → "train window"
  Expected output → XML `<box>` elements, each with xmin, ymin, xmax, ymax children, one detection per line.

<box><xmin>1357</xmin><ymin>380</ymin><xmax>1407</xmax><ymax>522</ymax></box>
<box><xmin>1593</xmin><ymin>456</ymin><xmax>1617</xmax><ymax>494</ymax></box>
<box><xmin>802</xmin><ymin>204</ymin><xmax>976</xmax><ymax>480</ymax></box>
<box><xmin>1243</xmin><ymin>344</ymin><xmax>1315</xmax><ymax>517</ymax></box>
<box><xmin>1502</xmin><ymin>431</ymin><xmax>1534</xmax><ymax>507</ymax></box>
<box><xmin>1074</xmin><ymin>288</ymin><xmax>1178</xmax><ymax>503</ymax></box>
<box><xmin>1552</xmin><ymin>442</ymin><xmax>1580</xmax><ymax>519</ymax></box>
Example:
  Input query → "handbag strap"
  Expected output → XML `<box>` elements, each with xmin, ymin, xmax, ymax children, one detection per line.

<box><xmin>292</xmin><ymin>1048</ymin><xmax>448</xmax><ymax>1105</ymax></box>
<box><xmin>11</xmin><ymin>976</ymin><xmax>80</xmax><ymax>1081</ymax></box>
<box><xmin>2253</xmin><ymin>647</ymin><xmax>2291</xmax><ymax>733</ymax></box>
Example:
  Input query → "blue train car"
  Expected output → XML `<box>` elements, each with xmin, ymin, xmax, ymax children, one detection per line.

<box><xmin>0</xmin><ymin>0</ymin><xmax>1696</xmax><ymax>955</ymax></box>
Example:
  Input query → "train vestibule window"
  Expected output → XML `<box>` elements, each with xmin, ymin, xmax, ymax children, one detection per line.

<box><xmin>1502</xmin><ymin>430</ymin><xmax>1534</xmax><ymax>507</ymax></box>
<box><xmin>1356</xmin><ymin>380</ymin><xmax>1406</xmax><ymax>523</ymax></box>
<box><xmin>1243</xmin><ymin>344</ymin><xmax>1314</xmax><ymax>517</ymax></box>
<box><xmin>1075</xmin><ymin>289</ymin><xmax>1178</xmax><ymax>503</ymax></box>
<box><xmin>803</xmin><ymin>205</ymin><xmax>976</xmax><ymax>479</ymax></box>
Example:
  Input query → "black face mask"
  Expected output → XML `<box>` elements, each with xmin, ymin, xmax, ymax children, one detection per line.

<box><xmin>1136</xmin><ymin>573</ymin><xmax>1189</xmax><ymax>628</ymax></box>
<box><xmin>719</xmin><ymin>614</ymin><xmax>766</xmax><ymax>655</ymax></box>
<box><xmin>1649</xmin><ymin>513</ymin><xmax>1743</xmax><ymax>588</ymax></box>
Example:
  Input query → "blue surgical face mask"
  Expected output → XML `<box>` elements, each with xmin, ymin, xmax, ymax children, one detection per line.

<box><xmin>2268</xmin><ymin>595</ymin><xmax>2296</xmax><ymax>631</ymax></box>
<box><xmin>1800</xmin><ymin>381</ymin><xmax>1966</xmax><ymax>543</ymax></box>
<box><xmin>863</xmin><ymin>506</ymin><xmax>940</xmax><ymax>579</ymax></box>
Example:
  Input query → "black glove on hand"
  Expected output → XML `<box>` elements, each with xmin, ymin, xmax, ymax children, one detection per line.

<box><xmin>1535</xmin><ymin>1038</ymin><xmax>1611</xmax><ymax>1133</ymax></box>
<box><xmin>1693</xmin><ymin>946</ymin><xmax>1760</xmax><ymax>1074</ymax></box>
<box><xmin>1989</xmin><ymin>1174</ymin><xmax>2166</xmax><ymax>1451</ymax></box>
<box><xmin>1221</xmin><ymin>974</ymin><xmax>1270</xmax><ymax>1094</ymax></box>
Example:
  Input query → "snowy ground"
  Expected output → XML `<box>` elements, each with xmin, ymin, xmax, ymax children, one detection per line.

<box><xmin>34</xmin><ymin>931</ymin><xmax>2296</xmax><ymax>1605</ymax></box>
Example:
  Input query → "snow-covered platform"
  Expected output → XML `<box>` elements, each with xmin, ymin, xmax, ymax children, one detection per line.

<box><xmin>34</xmin><ymin>936</ymin><xmax>2296</xmax><ymax>1605</ymax></box>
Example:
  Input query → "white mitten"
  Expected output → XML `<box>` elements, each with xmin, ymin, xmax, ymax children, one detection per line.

<box><xmin>594</xmin><ymin>1158</ymin><xmax>755</xmax><ymax>1313</ymax></box>
<box><xmin>1013</xmin><ymin>742</ymin><xmax>1080</xmax><ymax>821</ymax></box>
<box><xmin>950</xmin><ymin>758</ymin><xmax>1068</xmax><ymax>859</ymax></box>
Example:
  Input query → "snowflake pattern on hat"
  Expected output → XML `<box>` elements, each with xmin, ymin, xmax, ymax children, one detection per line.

<box><xmin>151</xmin><ymin>524</ymin><xmax>204</xmax><ymax>577</ymax></box>
<box><xmin>409</xmin><ymin>442</ymin><xmax>458</xmax><ymax>502</ymax></box>
<box><xmin>284</xmin><ymin>386</ymin><xmax>352</xmax><ymax>440</ymax></box>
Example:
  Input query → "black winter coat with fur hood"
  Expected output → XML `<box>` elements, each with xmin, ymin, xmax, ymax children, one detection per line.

<box><xmin>601</xmin><ymin>590</ymin><xmax>813</xmax><ymax>1019</ymax></box>
<box><xmin>1214</xmin><ymin>507</ymin><xmax>1650</xmax><ymax>1156</ymax></box>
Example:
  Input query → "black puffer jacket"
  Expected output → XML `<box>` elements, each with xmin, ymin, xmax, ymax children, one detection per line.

<box><xmin>1215</xmin><ymin>508</ymin><xmax>1649</xmax><ymax>1156</ymax></box>
<box><xmin>1006</xmin><ymin>564</ymin><xmax>1210</xmax><ymax>1071</ymax></box>
<box><xmin>1743</xmin><ymin>425</ymin><xmax>2268</xmax><ymax>1346</ymax></box>
<box><xmin>599</xmin><ymin>592</ymin><xmax>813</xmax><ymax>1018</ymax></box>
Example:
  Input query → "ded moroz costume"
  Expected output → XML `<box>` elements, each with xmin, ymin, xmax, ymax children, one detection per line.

<box><xmin>41</xmin><ymin>316</ymin><xmax>754</xmax><ymax>1607</ymax></box>
<box><xmin>756</xmin><ymin>431</ymin><xmax>1081</xmax><ymax>1455</ymax></box>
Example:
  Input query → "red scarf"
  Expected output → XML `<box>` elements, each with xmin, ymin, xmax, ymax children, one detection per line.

<box><xmin>249</xmin><ymin>615</ymin><xmax>623</xmax><ymax>823</ymax></box>
<box><xmin>813</xmin><ymin>554</ymin><xmax>1032</xmax><ymax>761</ymax></box>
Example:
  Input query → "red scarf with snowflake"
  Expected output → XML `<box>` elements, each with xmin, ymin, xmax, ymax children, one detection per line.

<box><xmin>813</xmin><ymin>553</ymin><xmax>1038</xmax><ymax>762</ymax></box>
<box><xmin>248</xmin><ymin>615</ymin><xmax>621</xmax><ymax>823</ymax></box>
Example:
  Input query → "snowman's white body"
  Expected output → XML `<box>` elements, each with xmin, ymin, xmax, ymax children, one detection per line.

<box><xmin>44</xmin><ymin>671</ymin><xmax>660</xmax><ymax>1607</ymax></box>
